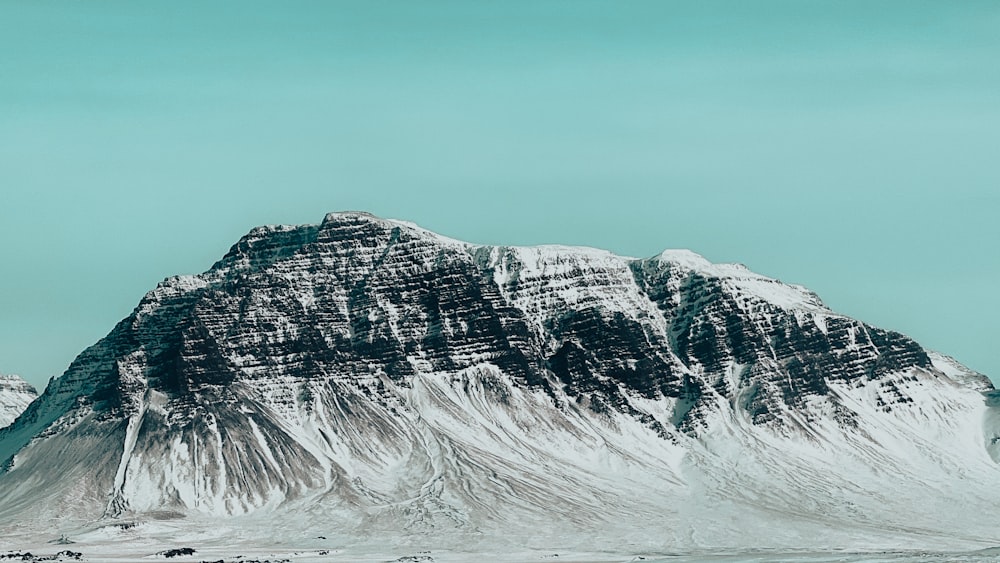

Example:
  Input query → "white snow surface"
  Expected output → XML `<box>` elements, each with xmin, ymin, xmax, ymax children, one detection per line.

<box><xmin>656</xmin><ymin>249</ymin><xmax>828</xmax><ymax>312</ymax></box>
<box><xmin>0</xmin><ymin>373</ymin><xmax>36</xmax><ymax>428</ymax></box>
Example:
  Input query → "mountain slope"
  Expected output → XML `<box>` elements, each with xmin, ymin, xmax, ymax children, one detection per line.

<box><xmin>0</xmin><ymin>374</ymin><xmax>36</xmax><ymax>429</ymax></box>
<box><xmin>0</xmin><ymin>212</ymin><xmax>997</xmax><ymax>552</ymax></box>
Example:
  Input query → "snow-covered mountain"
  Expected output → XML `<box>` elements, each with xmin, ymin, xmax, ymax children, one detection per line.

<box><xmin>0</xmin><ymin>374</ymin><xmax>36</xmax><ymax>429</ymax></box>
<box><xmin>1</xmin><ymin>211</ymin><xmax>998</xmax><ymax>553</ymax></box>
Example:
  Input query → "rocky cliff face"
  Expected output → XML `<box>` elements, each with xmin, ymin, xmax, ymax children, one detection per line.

<box><xmin>0</xmin><ymin>212</ymin><xmax>997</xmax><ymax>551</ymax></box>
<box><xmin>0</xmin><ymin>374</ymin><xmax>36</xmax><ymax>429</ymax></box>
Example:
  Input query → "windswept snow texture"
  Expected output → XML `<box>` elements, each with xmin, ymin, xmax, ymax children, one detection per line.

<box><xmin>0</xmin><ymin>374</ymin><xmax>36</xmax><ymax>428</ymax></box>
<box><xmin>0</xmin><ymin>211</ymin><xmax>998</xmax><ymax>554</ymax></box>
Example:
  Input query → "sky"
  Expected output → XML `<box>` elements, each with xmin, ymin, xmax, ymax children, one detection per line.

<box><xmin>1</xmin><ymin>1</ymin><xmax>998</xmax><ymax>390</ymax></box>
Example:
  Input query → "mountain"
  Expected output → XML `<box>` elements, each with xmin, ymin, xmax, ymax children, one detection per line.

<box><xmin>0</xmin><ymin>374</ymin><xmax>36</xmax><ymax>429</ymax></box>
<box><xmin>1</xmin><ymin>211</ymin><xmax>998</xmax><ymax>554</ymax></box>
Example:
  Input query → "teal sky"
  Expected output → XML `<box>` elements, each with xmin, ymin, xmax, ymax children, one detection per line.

<box><xmin>2</xmin><ymin>1</ymin><xmax>998</xmax><ymax>389</ymax></box>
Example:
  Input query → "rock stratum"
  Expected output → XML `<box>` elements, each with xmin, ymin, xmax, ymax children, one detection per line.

<box><xmin>1</xmin><ymin>212</ymin><xmax>998</xmax><ymax>553</ymax></box>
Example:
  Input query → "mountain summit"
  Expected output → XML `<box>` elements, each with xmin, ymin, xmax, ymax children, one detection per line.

<box><xmin>0</xmin><ymin>374</ymin><xmax>36</xmax><ymax>429</ymax></box>
<box><xmin>1</xmin><ymin>212</ymin><xmax>997</xmax><ymax>552</ymax></box>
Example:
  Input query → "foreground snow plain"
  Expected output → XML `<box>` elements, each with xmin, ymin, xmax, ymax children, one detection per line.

<box><xmin>7</xmin><ymin>545</ymin><xmax>1000</xmax><ymax>563</ymax></box>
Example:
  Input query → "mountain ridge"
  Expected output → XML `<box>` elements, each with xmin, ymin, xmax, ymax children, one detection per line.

<box><xmin>0</xmin><ymin>211</ymin><xmax>996</xmax><ymax>552</ymax></box>
<box><xmin>0</xmin><ymin>374</ymin><xmax>36</xmax><ymax>429</ymax></box>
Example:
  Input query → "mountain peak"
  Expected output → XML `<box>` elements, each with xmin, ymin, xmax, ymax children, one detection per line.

<box><xmin>656</xmin><ymin>248</ymin><xmax>714</xmax><ymax>270</ymax></box>
<box><xmin>320</xmin><ymin>211</ymin><xmax>473</xmax><ymax>249</ymax></box>
<box><xmin>0</xmin><ymin>212</ymin><xmax>993</xmax><ymax>553</ymax></box>
<box><xmin>653</xmin><ymin>248</ymin><xmax>827</xmax><ymax>313</ymax></box>
<box><xmin>0</xmin><ymin>373</ymin><xmax>36</xmax><ymax>429</ymax></box>
<box><xmin>0</xmin><ymin>373</ymin><xmax>35</xmax><ymax>394</ymax></box>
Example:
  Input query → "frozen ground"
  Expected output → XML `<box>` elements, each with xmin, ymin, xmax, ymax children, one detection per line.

<box><xmin>6</xmin><ymin>545</ymin><xmax>1000</xmax><ymax>563</ymax></box>
<box><xmin>4</xmin><ymin>521</ymin><xmax>1000</xmax><ymax>563</ymax></box>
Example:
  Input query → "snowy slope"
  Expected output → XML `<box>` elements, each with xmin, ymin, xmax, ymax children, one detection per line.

<box><xmin>0</xmin><ymin>211</ymin><xmax>997</xmax><ymax>553</ymax></box>
<box><xmin>0</xmin><ymin>374</ymin><xmax>36</xmax><ymax>429</ymax></box>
